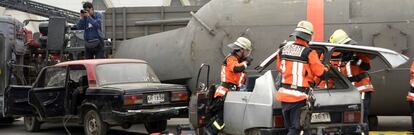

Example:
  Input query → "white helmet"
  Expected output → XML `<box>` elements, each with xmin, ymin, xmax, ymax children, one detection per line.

<box><xmin>290</xmin><ymin>20</ymin><xmax>314</xmax><ymax>42</ymax></box>
<box><xmin>329</xmin><ymin>29</ymin><xmax>353</xmax><ymax>44</ymax></box>
<box><xmin>228</xmin><ymin>37</ymin><xmax>252</xmax><ymax>51</ymax></box>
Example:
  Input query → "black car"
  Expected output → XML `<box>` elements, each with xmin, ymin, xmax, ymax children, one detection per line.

<box><xmin>4</xmin><ymin>59</ymin><xmax>189</xmax><ymax>135</ymax></box>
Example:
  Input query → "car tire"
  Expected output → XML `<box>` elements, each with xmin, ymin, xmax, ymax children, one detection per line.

<box><xmin>24</xmin><ymin>116</ymin><xmax>41</xmax><ymax>132</ymax></box>
<box><xmin>83</xmin><ymin>109</ymin><xmax>108</xmax><ymax>135</ymax></box>
<box><xmin>144</xmin><ymin>120</ymin><xmax>167</xmax><ymax>134</ymax></box>
<box><xmin>0</xmin><ymin>117</ymin><xmax>15</xmax><ymax>123</ymax></box>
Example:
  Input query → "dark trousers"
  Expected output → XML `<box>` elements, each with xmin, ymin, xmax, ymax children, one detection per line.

<box><xmin>205</xmin><ymin>96</ymin><xmax>225</xmax><ymax>135</ymax></box>
<box><xmin>363</xmin><ymin>92</ymin><xmax>372</xmax><ymax>134</ymax></box>
<box><xmin>71</xmin><ymin>89</ymin><xmax>85</xmax><ymax>114</ymax></box>
<box><xmin>85</xmin><ymin>40</ymin><xmax>104</xmax><ymax>59</ymax></box>
<box><xmin>281</xmin><ymin>100</ymin><xmax>309</xmax><ymax>135</ymax></box>
<box><xmin>409</xmin><ymin>101</ymin><xmax>414</xmax><ymax>132</ymax></box>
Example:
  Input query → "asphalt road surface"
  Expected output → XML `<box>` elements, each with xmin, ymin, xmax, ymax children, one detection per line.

<box><xmin>0</xmin><ymin>117</ymin><xmax>411</xmax><ymax>135</ymax></box>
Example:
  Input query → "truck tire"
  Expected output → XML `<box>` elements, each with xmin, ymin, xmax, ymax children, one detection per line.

<box><xmin>83</xmin><ymin>109</ymin><xmax>108</xmax><ymax>135</ymax></box>
<box><xmin>24</xmin><ymin>116</ymin><xmax>41</xmax><ymax>132</ymax></box>
<box><xmin>144</xmin><ymin>120</ymin><xmax>167</xmax><ymax>133</ymax></box>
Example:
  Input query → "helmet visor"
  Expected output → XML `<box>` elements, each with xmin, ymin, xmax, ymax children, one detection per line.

<box><xmin>227</xmin><ymin>43</ymin><xmax>242</xmax><ymax>50</ymax></box>
<box><xmin>290</xmin><ymin>31</ymin><xmax>312</xmax><ymax>42</ymax></box>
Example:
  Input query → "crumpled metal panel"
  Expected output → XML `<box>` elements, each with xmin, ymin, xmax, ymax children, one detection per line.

<box><xmin>242</xmin><ymin>71</ymin><xmax>277</xmax><ymax>131</ymax></box>
<box><xmin>223</xmin><ymin>91</ymin><xmax>252</xmax><ymax>135</ymax></box>
<box><xmin>224</xmin><ymin>71</ymin><xmax>276</xmax><ymax>134</ymax></box>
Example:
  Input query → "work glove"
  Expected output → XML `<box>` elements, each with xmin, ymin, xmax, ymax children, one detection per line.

<box><xmin>245</xmin><ymin>57</ymin><xmax>253</xmax><ymax>66</ymax></box>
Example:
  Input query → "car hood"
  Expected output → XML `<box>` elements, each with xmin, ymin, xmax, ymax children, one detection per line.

<box><xmin>101</xmin><ymin>83</ymin><xmax>187</xmax><ymax>94</ymax></box>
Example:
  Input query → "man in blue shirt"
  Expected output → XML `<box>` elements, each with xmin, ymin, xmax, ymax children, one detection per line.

<box><xmin>76</xmin><ymin>2</ymin><xmax>105</xmax><ymax>59</ymax></box>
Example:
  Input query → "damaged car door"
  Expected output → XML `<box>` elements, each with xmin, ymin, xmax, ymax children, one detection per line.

<box><xmin>224</xmin><ymin>71</ymin><xmax>277</xmax><ymax>135</ymax></box>
<box><xmin>4</xmin><ymin>85</ymin><xmax>34</xmax><ymax>116</ymax></box>
<box><xmin>4</xmin><ymin>66</ymin><xmax>68</xmax><ymax>118</ymax></box>
<box><xmin>29</xmin><ymin>66</ymin><xmax>68</xmax><ymax>118</ymax></box>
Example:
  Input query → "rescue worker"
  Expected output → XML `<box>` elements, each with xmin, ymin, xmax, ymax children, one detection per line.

<box><xmin>407</xmin><ymin>61</ymin><xmax>414</xmax><ymax>132</ymax></box>
<box><xmin>329</xmin><ymin>29</ymin><xmax>373</xmax><ymax>134</ymax></box>
<box><xmin>205</xmin><ymin>37</ymin><xmax>253</xmax><ymax>134</ymax></box>
<box><xmin>275</xmin><ymin>21</ymin><xmax>328</xmax><ymax>135</ymax></box>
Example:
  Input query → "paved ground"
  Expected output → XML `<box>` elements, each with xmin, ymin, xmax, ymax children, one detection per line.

<box><xmin>0</xmin><ymin>118</ymin><xmax>188</xmax><ymax>135</ymax></box>
<box><xmin>0</xmin><ymin>117</ymin><xmax>411</xmax><ymax>135</ymax></box>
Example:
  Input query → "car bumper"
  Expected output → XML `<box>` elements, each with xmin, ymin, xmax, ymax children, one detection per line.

<box><xmin>250</xmin><ymin>123</ymin><xmax>365</xmax><ymax>135</ymax></box>
<box><xmin>107</xmin><ymin>106</ymin><xmax>187</xmax><ymax>124</ymax></box>
<box><xmin>310</xmin><ymin>123</ymin><xmax>367</xmax><ymax>135</ymax></box>
<box><xmin>254</xmin><ymin>128</ymin><xmax>288</xmax><ymax>135</ymax></box>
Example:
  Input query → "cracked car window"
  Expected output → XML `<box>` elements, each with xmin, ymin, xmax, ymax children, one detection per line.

<box><xmin>37</xmin><ymin>67</ymin><xmax>67</xmax><ymax>88</ymax></box>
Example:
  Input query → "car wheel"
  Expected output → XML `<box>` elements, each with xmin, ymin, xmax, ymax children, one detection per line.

<box><xmin>24</xmin><ymin>116</ymin><xmax>41</xmax><ymax>132</ymax></box>
<box><xmin>144</xmin><ymin>120</ymin><xmax>167</xmax><ymax>134</ymax></box>
<box><xmin>0</xmin><ymin>117</ymin><xmax>15</xmax><ymax>124</ymax></box>
<box><xmin>83</xmin><ymin>109</ymin><xmax>108</xmax><ymax>135</ymax></box>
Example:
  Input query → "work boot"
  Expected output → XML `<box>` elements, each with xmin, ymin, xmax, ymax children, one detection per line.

<box><xmin>204</xmin><ymin>124</ymin><xmax>221</xmax><ymax>135</ymax></box>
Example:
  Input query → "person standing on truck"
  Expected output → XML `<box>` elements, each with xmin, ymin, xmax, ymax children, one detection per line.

<box><xmin>329</xmin><ymin>29</ymin><xmax>373</xmax><ymax>134</ymax></box>
<box><xmin>275</xmin><ymin>20</ymin><xmax>328</xmax><ymax>135</ymax></box>
<box><xmin>407</xmin><ymin>61</ymin><xmax>414</xmax><ymax>132</ymax></box>
<box><xmin>76</xmin><ymin>2</ymin><xmax>105</xmax><ymax>59</ymax></box>
<box><xmin>205</xmin><ymin>37</ymin><xmax>253</xmax><ymax>135</ymax></box>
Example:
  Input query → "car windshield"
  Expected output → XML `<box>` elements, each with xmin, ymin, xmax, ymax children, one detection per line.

<box><xmin>96</xmin><ymin>63</ymin><xmax>160</xmax><ymax>86</ymax></box>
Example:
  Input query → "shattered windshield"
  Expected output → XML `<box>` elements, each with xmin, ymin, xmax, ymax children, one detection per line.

<box><xmin>96</xmin><ymin>63</ymin><xmax>160</xmax><ymax>86</ymax></box>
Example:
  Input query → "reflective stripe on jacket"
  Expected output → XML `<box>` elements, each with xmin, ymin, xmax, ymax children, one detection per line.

<box><xmin>215</xmin><ymin>53</ymin><xmax>247</xmax><ymax>97</ymax></box>
<box><xmin>340</xmin><ymin>53</ymin><xmax>374</xmax><ymax>92</ymax></box>
<box><xmin>275</xmin><ymin>39</ymin><xmax>325</xmax><ymax>102</ymax></box>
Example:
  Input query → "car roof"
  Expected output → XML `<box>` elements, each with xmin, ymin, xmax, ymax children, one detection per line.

<box><xmin>55</xmin><ymin>59</ymin><xmax>147</xmax><ymax>67</ymax></box>
<box><xmin>309</xmin><ymin>41</ymin><xmax>398</xmax><ymax>55</ymax></box>
<box><xmin>309</xmin><ymin>41</ymin><xmax>408</xmax><ymax>68</ymax></box>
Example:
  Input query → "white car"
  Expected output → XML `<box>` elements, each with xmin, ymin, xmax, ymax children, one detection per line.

<box><xmin>188</xmin><ymin>42</ymin><xmax>408</xmax><ymax>135</ymax></box>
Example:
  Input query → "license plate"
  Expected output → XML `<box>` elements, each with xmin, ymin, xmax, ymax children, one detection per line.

<box><xmin>311</xmin><ymin>112</ymin><xmax>331</xmax><ymax>123</ymax></box>
<box><xmin>147</xmin><ymin>93</ymin><xmax>165</xmax><ymax>104</ymax></box>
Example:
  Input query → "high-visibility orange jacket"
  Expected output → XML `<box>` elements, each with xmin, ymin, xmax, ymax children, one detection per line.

<box><xmin>275</xmin><ymin>39</ymin><xmax>326</xmax><ymax>103</ymax></box>
<box><xmin>318</xmin><ymin>52</ymin><xmax>374</xmax><ymax>93</ymax></box>
<box><xmin>214</xmin><ymin>53</ymin><xmax>247</xmax><ymax>98</ymax></box>
<box><xmin>407</xmin><ymin>61</ymin><xmax>414</xmax><ymax>101</ymax></box>
<box><xmin>338</xmin><ymin>53</ymin><xmax>374</xmax><ymax>92</ymax></box>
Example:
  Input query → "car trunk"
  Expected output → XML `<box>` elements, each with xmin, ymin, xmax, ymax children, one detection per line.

<box><xmin>102</xmin><ymin>83</ymin><xmax>188</xmax><ymax>110</ymax></box>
